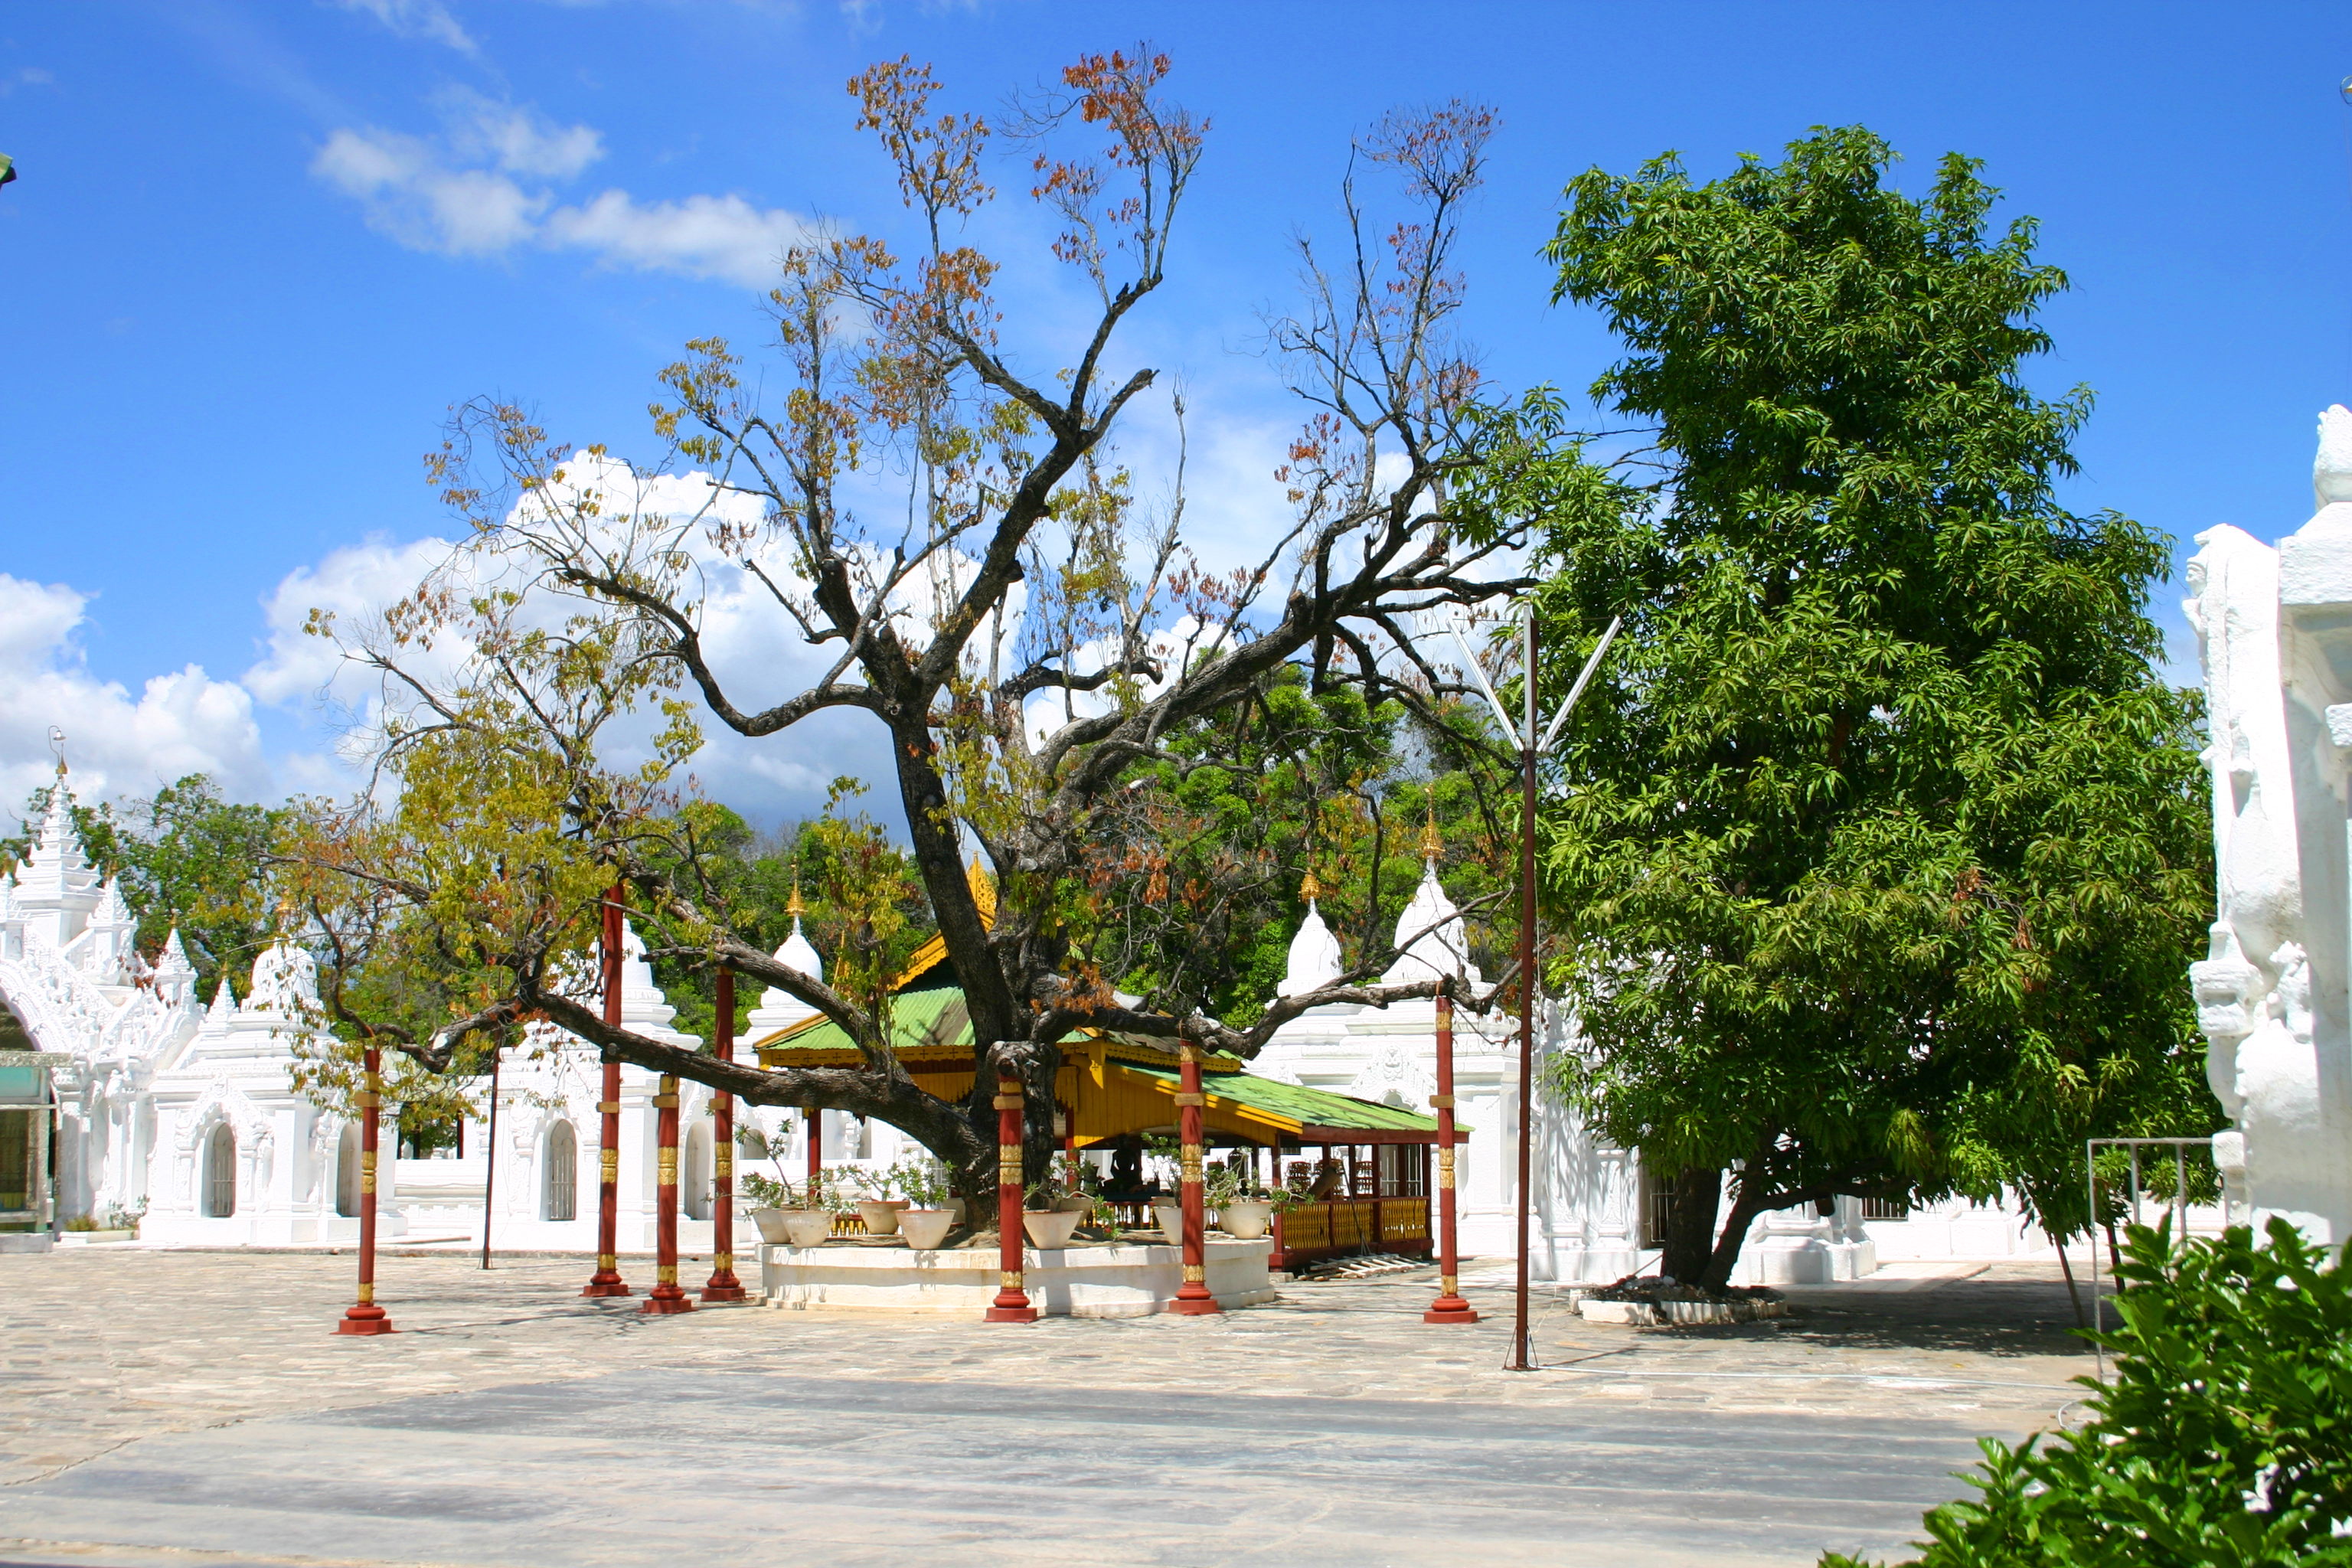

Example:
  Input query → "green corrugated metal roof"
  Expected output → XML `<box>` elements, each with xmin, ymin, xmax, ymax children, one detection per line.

<box><xmin>759</xmin><ymin>985</ymin><xmax>971</xmax><ymax>1057</ymax></box>
<box><xmin>1115</xmin><ymin>1062</ymin><xmax>1452</xmax><ymax>1135</ymax></box>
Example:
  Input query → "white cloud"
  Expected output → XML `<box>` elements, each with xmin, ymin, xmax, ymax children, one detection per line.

<box><xmin>0</xmin><ymin>576</ymin><xmax>267</xmax><ymax>810</ymax></box>
<box><xmin>336</xmin><ymin>0</ymin><xmax>477</xmax><ymax>55</ymax></box>
<box><xmin>312</xmin><ymin>97</ymin><xmax>805</xmax><ymax>289</ymax></box>
<box><xmin>543</xmin><ymin>191</ymin><xmax>805</xmax><ymax>287</ymax></box>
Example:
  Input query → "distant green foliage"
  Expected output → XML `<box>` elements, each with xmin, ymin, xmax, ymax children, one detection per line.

<box><xmin>1074</xmin><ymin>666</ymin><xmax>1504</xmax><ymax>1025</ymax></box>
<box><xmin>1828</xmin><ymin>1218</ymin><xmax>2352</xmax><ymax>1567</ymax></box>
<box><xmin>1523</xmin><ymin>126</ymin><xmax>2215</xmax><ymax>1284</ymax></box>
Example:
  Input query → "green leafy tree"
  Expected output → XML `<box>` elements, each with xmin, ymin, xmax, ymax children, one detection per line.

<box><xmin>1528</xmin><ymin>127</ymin><xmax>2216</xmax><ymax>1288</ymax></box>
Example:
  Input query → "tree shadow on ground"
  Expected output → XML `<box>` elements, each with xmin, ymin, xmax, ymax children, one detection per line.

<box><xmin>1655</xmin><ymin>1278</ymin><xmax>2101</xmax><ymax>1360</ymax></box>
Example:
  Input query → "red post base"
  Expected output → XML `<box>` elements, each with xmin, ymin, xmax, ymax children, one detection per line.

<box><xmin>334</xmin><ymin>1303</ymin><xmax>395</xmax><ymax>1336</ymax></box>
<box><xmin>701</xmin><ymin>1277</ymin><xmax>750</xmax><ymax>1303</ymax></box>
<box><xmin>1170</xmin><ymin>1288</ymin><xmax>1222</xmax><ymax>1316</ymax></box>
<box><xmin>985</xmin><ymin>1287</ymin><xmax>1037</xmax><ymax>1324</ymax></box>
<box><xmin>582</xmin><ymin>1275</ymin><xmax>631</xmax><ymax>1298</ymax></box>
<box><xmin>1423</xmin><ymin>1296</ymin><xmax>1480</xmax><ymax>1324</ymax></box>
<box><xmin>640</xmin><ymin>1283</ymin><xmax>695</xmax><ymax>1315</ymax></box>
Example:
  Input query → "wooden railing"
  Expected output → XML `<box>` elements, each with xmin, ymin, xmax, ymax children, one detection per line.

<box><xmin>1269</xmin><ymin>1196</ymin><xmax>1431</xmax><ymax>1270</ymax></box>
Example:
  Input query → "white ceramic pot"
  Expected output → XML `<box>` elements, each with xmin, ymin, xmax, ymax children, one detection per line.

<box><xmin>857</xmin><ymin>1199</ymin><xmax>906</xmax><ymax>1236</ymax></box>
<box><xmin>781</xmin><ymin>1209</ymin><xmax>835</xmax><ymax>1247</ymax></box>
<box><xmin>1217</xmin><ymin>1200</ymin><xmax>1273</xmax><ymax>1240</ymax></box>
<box><xmin>1023</xmin><ymin>1208</ymin><xmax>1083</xmax><ymax>1250</ymax></box>
<box><xmin>898</xmin><ymin>1209</ymin><xmax>955</xmax><ymax>1250</ymax></box>
<box><xmin>1152</xmin><ymin>1200</ymin><xmax>1185</xmax><ymax>1238</ymax></box>
<box><xmin>748</xmin><ymin>1207</ymin><xmax>791</xmax><ymax>1245</ymax></box>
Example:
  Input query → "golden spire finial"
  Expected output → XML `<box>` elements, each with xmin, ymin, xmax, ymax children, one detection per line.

<box><xmin>1420</xmin><ymin>791</ymin><xmax>1444</xmax><ymax>863</ymax></box>
<box><xmin>968</xmin><ymin>853</ymin><xmax>998</xmax><ymax>922</ymax></box>
<box><xmin>786</xmin><ymin>861</ymin><xmax>805</xmax><ymax>919</ymax></box>
<box><xmin>1300</xmin><ymin>869</ymin><xmax>1321</xmax><ymax>903</ymax></box>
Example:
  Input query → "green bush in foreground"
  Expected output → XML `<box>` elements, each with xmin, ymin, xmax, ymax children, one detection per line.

<box><xmin>1828</xmin><ymin>1217</ymin><xmax>2351</xmax><ymax>1566</ymax></box>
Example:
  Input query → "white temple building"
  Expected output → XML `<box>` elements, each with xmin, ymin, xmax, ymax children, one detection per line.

<box><xmin>2185</xmin><ymin>405</ymin><xmax>2352</xmax><ymax>1246</ymax></box>
<box><xmin>3</xmin><ymin>760</ymin><xmax>2076</xmax><ymax>1274</ymax></box>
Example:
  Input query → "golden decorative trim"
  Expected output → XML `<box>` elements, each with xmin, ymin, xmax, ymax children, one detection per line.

<box><xmin>1438</xmin><ymin>1147</ymin><xmax>1456</xmax><ymax>1190</ymax></box>
<box><xmin>598</xmin><ymin>1253</ymin><xmax>616</xmax><ymax>1269</ymax></box>
<box><xmin>1441</xmin><ymin>1273</ymin><xmax>1459</xmax><ymax>1293</ymax></box>
<box><xmin>714</xmin><ymin>1252</ymin><xmax>732</xmax><ymax>1270</ymax></box>
<box><xmin>1000</xmin><ymin>1271</ymin><xmax>1024</xmax><ymax>1289</ymax></box>
<box><xmin>714</xmin><ymin>1152</ymin><xmax>732</xmax><ymax>1178</ymax></box>
<box><xmin>360</xmin><ymin>1174</ymin><xmax>375</xmax><ymax>1195</ymax></box>
<box><xmin>658</xmin><ymin>1151</ymin><xmax>678</xmax><ymax>1181</ymax></box>
<box><xmin>600</xmin><ymin>1149</ymin><xmax>619</xmax><ymax>1174</ymax></box>
<box><xmin>1179</xmin><ymin>1149</ymin><xmax>1203</xmax><ymax>1182</ymax></box>
<box><xmin>1181</xmin><ymin>1265</ymin><xmax>1205</xmax><ymax>1282</ymax></box>
<box><xmin>1300</xmin><ymin>869</ymin><xmax>1321</xmax><ymax>902</ymax></box>
<box><xmin>1171</xmin><ymin>1092</ymin><xmax>1205</xmax><ymax>1108</ymax></box>
<box><xmin>1428</xmin><ymin>1093</ymin><xmax>1455</xmax><ymax>1109</ymax></box>
<box><xmin>358</xmin><ymin>1284</ymin><xmax>374</xmax><ymax>1305</ymax></box>
<box><xmin>598</xmin><ymin>1101</ymin><xmax>621</xmax><ymax>1115</ymax></box>
<box><xmin>992</xmin><ymin>1093</ymin><xmax>1025</xmax><ymax>1110</ymax></box>
<box><xmin>652</xmin><ymin>1095</ymin><xmax>678</xmax><ymax>1109</ymax></box>
<box><xmin>658</xmin><ymin>1266</ymin><xmax>676</xmax><ymax>1284</ymax></box>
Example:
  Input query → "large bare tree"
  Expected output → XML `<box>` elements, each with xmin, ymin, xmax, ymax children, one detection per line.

<box><xmin>288</xmin><ymin>51</ymin><xmax>1534</xmax><ymax>1200</ymax></box>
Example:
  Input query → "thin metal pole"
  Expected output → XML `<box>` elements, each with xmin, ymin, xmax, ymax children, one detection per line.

<box><xmin>2087</xmin><ymin>1139</ymin><xmax>2102</xmax><ymax>1383</ymax></box>
<box><xmin>480</xmin><ymin>1047</ymin><xmax>501</xmax><ymax>1269</ymax></box>
<box><xmin>1512</xmin><ymin>609</ymin><xmax>1537</xmax><ymax>1373</ymax></box>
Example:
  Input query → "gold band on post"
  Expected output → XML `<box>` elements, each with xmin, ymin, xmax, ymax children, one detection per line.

<box><xmin>598</xmin><ymin>1101</ymin><xmax>620</xmax><ymax>1115</ymax></box>
<box><xmin>715</xmin><ymin>1252</ymin><xmax>731</xmax><ymax>1270</ymax></box>
<box><xmin>601</xmin><ymin>1148</ymin><xmax>619</xmax><ymax>1174</ymax></box>
<box><xmin>1001</xmin><ymin>1271</ymin><xmax>1024</xmax><ymax>1289</ymax></box>
<box><xmin>1438</xmin><ymin>1147</ymin><xmax>1456</xmax><ymax>1191</ymax></box>
<box><xmin>992</xmin><ymin>1093</ymin><xmax>1024</xmax><ymax>1110</ymax></box>
<box><xmin>1171</xmin><ymin>1092</ymin><xmax>1205</xmax><ymax>1108</ymax></box>
<box><xmin>599</xmin><ymin>1253</ymin><xmax>617</xmax><ymax>1269</ymax></box>
<box><xmin>658</xmin><ymin>1149</ymin><xmax>678</xmax><ymax>1181</ymax></box>
<box><xmin>1428</xmin><ymin>1093</ymin><xmax>1455</xmax><ymax>1109</ymax></box>
<box><xmin>358</xmin><ymin>1284</ymin><xmax>374</xmax><ymax>1305</ymax></box>
<box><xmin>1180</xmin><ymin>1148</ymin><xmax>1203</xmax><ymax>1182</ymax></box>
<box><xmin>658</xmin><ymin>1266</ymin><xmax>677</xmax><ymax>1285</ymax></box>
<box><xmin>1441</xmin><ymin>1273</ymin><xmax>1459</xmax><ymax>1293</ymax></box>
<box><xmin>1181</xmin><ymin>1265</ymin><xmax>1205</xmax><ymax>1282</ymax></box>
<box><xmin>714</xmin><ymin>1151</ymin><xmax>731</xmax><ymax>1178</ymax></box>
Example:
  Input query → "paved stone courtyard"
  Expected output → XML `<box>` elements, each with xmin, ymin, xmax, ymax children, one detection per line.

<box><xmin>0</xmin><ymin>1249</ymin><xmax>2102</xmax><ymax>1567</ymax></box>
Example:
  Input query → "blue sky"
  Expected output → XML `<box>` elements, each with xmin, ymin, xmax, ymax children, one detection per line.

<box><xmin>3</xmin><ymin>1</ymin><xmax>2349</xmax><ymax>819</ymax></box>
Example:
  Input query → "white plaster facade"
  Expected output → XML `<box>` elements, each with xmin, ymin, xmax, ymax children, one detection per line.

<box><xmin>2184</xmin><ymin>405</ymin><xmax>2352</xmax><ymax>1246</ymax></box>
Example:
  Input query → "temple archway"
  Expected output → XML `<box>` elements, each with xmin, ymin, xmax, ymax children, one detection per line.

<box><xmin>202</xmin><ymin>1122</ymin><xmax>237</xmax><ymax>1217</ymax></box>
<box><xmin>681</xmin><ymin>1122</ymin><xmax>712</xmax><ymax>1221</ymax></box>
<box><xmin>335</xmin><ymin>1123</ymin><xmax>360</xmax><ymax>1217</ymax></box>
<box><xmin>542</xmin><ymin>1121</ymin><xmax>577</xmax><ymax>1222</ymax></box>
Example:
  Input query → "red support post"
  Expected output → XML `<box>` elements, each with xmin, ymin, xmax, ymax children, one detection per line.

<box><xmin>642</xmin><ymin>1072</ymin><xmax>693</xmax><ymax>1313</ymax></box>
<box><xmin>1424</xmin><ymin>991</ymin><xmax>1477</xmax><ymax>1323</ymax></box>
<box><xmin>985</xmin><ymin>1070</ymin><xmax>1037</xmax><ymax>1322</ymax></box>
<box><xmin>334</xmin><ymin>1045</ymin><xmax>394</xmax><ymax>1334</ymax></box>
<box><xmin>583</xmin><ymin>884</ymin><xmax>630</xmax><ymax>1298</ymax></box>
<box><xmin>702</xmin><ymin>969</ymin><xmax>748</xmax><ymax>1302</ymax></box>
<box><xmin>1171</xmin><ymin>1044</ymin><xmax>1221</xmax><ymax>1315</ymax></box>
<box><xmin>807</xmin><ymin>1106</ymin><xmax>821</xmax><ymax>1184</ymax></box>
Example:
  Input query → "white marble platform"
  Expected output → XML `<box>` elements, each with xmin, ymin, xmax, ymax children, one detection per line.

<box><xmin>759</xmin><ymin>1236</ymin><xmax>1275</xmax><ymax>1318</ymax></box>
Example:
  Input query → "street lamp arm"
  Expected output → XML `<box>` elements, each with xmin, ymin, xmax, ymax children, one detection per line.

<box><xmin>1537</xmin><ymin>615</ymin><xmax>1622</xmax><ymax>756</ymax></box>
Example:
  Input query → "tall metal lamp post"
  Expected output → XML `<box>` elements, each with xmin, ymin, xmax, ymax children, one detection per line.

<box><xmin>1452</xmin><ymin>607</ymin><xmax>1619</xmax><ymax>1373</ymax></box>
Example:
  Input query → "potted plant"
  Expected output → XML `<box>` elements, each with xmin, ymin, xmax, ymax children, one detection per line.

<box><xmin>1208</xmin><ymin>1164</ymin><xmax>1273</xmax><ymax>1240</ymax></box>
<box><xmin>742</xmin><ymin>1170</ymin><xmax>836</xmax><ymax>1247</ymax></box>
<box><xmin>895</xmin><ymin>1161</ymin><xmax>956</xmax><ymax>1250</ymax></box>
<box><xmin>1143</xmin><ymin>1133</ymin><xmax>1185</xmax><ymax>1236</ymax></box>
<box><xmin>1048</xmin><ymin>1152</ymin><xmax>1093</xmax><ymax>1214</ymax></box>
<box><xmin>850</xmin><ymin>1165</ymin><xmax>909</xmax><ymax>1236</ymax></box>
<box><xmin>1023</xmin><ymin>1178</ymin><xmax>1083</xmax><ymax>1249</ymax></box>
